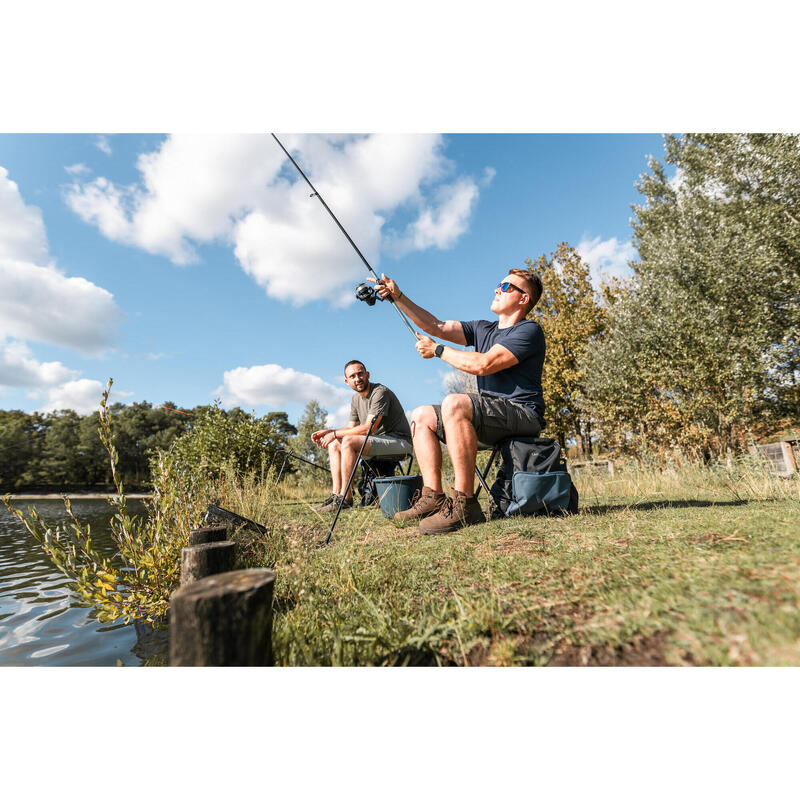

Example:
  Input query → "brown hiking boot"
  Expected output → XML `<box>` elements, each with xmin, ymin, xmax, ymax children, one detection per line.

<box><xmin>417</xmin><ymin>489</ymin><xmax>486</xmax><ymax>535</ymax></box>
<box><xmin>393</xmin><ymin>486</ymin><xmax>446</xmax><ymax>523</ymax></box>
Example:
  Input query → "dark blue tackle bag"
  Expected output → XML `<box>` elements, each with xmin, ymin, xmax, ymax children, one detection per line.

<box><xmin>489</xmin><ymin>437</ymin><xmax>579</xmax><ymax>517</ymax></box>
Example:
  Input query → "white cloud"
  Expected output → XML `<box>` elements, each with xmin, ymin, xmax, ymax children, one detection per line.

<box><xmin>0</xmin><ymin>340</ymin><xmax>79</xmax><ymax>388</ymax></box>
<box><xmin>0</xmin><ymin>166</ymin><xmax>49</xmax><ymax>263</ymax></box>
<box><xmin>65</xmin><ymin>134</ymin><xmax>487</xmax><ymax>305</ymax></box>
<box><xmin>0</xmin><ymin>258</ymin><xmax>119</xmax><ymax>354</ymax></box>
<box><xmin>64</xmin><ymin>163</ymin><xmax>90</xmax><ymax>176</ymax></box>
<box><xmin>388</xmin><ymin>177</ymin><xmax>480</xmax><ymax>255</ymax></box>
<box><xmin>577</xmin><ymin>235</ymin><xmax>636</xmax><ymax>286</ymax></box>
<box><xmin>95</xmin><ymin>135</ymin><xmax>112</xmax><ymax>155</ymax></box>
<box><xmin>217</xmin><ymin>363</ymin><xmax>353</xmax><ymax>427</ymax></box>
<box><xmin>480</xmin><ymin>166</ymin><xmax>496</xmax><ymax>187</ymax></box>
<box><xmin>38</xmin><ymin>379</ymin><xmax>106</xmax><ymax>415</ymax></box>
<box><xmin>0</xmin><ymin>167</ymin><xmax>121</xmax><ymax>355</ymax></box>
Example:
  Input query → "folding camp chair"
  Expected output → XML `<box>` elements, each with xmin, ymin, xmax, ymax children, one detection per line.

<box><xmin>473</xmin><ymin>442</ymin><xmax>502</xmax><ymax>514</ymax></box>
<box><xmin>472</xmin><ymin>437</ymin><xmax>574</xmax><ymax>518</ymax></box>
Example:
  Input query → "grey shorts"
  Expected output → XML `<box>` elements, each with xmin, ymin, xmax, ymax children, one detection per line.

<box><xmin>366</xmin><ymin>434</ymin><xmax>414</xmax><ymax>458</ymax></box>
<box><xmin>432</xmin><ymin>393</ymin><xmax>542</xmax><ymax>447</ymax></box>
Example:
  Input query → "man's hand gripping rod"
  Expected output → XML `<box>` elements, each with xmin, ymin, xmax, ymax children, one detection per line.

<box><xmin>271</xmin><ymin>133</ymin><xmax>418</xmax><ymax>340</ymax></box>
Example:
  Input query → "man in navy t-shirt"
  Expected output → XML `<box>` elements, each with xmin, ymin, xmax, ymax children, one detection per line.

<box><xmin>372</xmin><ymin>268</ymin><xmax>545</xmax><ymax>535</ymax></box>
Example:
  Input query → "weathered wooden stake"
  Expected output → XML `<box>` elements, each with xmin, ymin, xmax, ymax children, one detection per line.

<box><xmin>180</xmin><ymin>540</ymin><xmax>235</xmax><ymax>585</ymax></box>
<box><xmin>188</xmin><ymin>525</ymin><xmax>228</xmax><ymax>546</ymax></box>
<box><xmin>169</xmin><ymin>569</ymin><xmax>276</xmax><ymax>666</ymax></box>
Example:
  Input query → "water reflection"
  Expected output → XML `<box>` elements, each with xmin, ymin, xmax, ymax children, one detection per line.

<box><xmin>0</xmin><ymin>498</ymin><xmax>168</xmax><ymax>666</ymax></box>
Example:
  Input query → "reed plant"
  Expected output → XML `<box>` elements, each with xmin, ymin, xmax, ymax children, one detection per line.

<box><xmin>2</xmin><ymin>381</ymin><xmax>279</xmax><ymax>624</ymax></box>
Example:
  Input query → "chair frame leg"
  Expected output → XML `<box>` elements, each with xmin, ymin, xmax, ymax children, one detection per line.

<box><xmin>474</xmin><ymin>447</ymin><xmax>499</xmax><ymax>499</ymax></box>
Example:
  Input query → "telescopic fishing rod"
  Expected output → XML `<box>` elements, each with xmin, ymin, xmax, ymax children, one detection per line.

<box><xmin>270</xmin><ymin>133</ymin><xmax>419</xmax><ymax>340</ymax></box>
<box><xmin>325</xmin><ymin>414</ymin><xmax>379</xmax><ymax>546</ymax></box>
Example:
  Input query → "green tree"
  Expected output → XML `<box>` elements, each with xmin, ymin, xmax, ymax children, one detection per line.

<box><xmin>0</xmin><ymin>410</ymin><xmax>44</xmax><ymax>491</ymax></box>
<box><xmin>264</xmin><ymin>411</ymin><xmax>298</xmax><ymax>442</ymax></box>
<box><xmin>37</xmin><ymin>410</ymin><xmax>82</xmax><ymax>488</ymax></box>
<box><xmin>584</xmin><ymin>133</ymin><xmax>800</xmax><ymax>457</ymax></box>
<box><xmin>292</xmin><ymin>400</ymin><xmax>330</xmax><ymax>477</ymax></box>
<box><xmin>77</xmin><ymin>412</ymin><xmax>112</xmax><ymax>487</ymax></box>
<box><xmin>526</xmin><ymin>244</ymin><xmax>608</xmax><ymax>457</ymax></box>
<box><xmin>110</xmin><ymin>402</ymin><xmax>191</xmax><ymax>487</ymax></box>
<box><xmin>164</xmin><ymin>402</ymin><xmax>296</xmax><ymax>479</ymax></box>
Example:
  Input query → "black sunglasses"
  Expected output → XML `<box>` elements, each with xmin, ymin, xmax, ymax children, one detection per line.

<box><xmin>497</xmin><ymin>281</ymin><xmax>526</xmax><ymax>295</ymax></box>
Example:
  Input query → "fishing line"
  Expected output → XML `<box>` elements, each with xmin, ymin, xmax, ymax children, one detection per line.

<box><xmin>270</xmin><ymin>133</ymin><xmax>419</xmax><ymax>340</ymax></box>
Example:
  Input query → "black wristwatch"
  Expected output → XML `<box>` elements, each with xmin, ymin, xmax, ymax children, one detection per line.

<box><xmin>434</xmin><ymin>344</ymin><xmax>445</xmax><ymax>358</ymax></box>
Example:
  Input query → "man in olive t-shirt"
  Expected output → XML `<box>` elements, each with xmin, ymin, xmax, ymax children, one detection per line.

<box><xmin>311</xmin><ymin>359</ymin><xmax>411</xmax><ymax>509</ymax></box>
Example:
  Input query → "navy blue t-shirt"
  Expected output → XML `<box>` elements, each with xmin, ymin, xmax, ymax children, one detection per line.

<box><xmin>460</xmin><ymin>319</ymin><xmax>546</xmax><ymax>423</ymax></box>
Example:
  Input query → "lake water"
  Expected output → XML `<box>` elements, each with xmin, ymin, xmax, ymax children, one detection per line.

<box><xmin>0</xmin><ymin>498</ymin><xmax>168</xmax><ymax>666</ymax></box>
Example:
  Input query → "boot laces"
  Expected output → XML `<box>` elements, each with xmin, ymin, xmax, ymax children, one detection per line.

<box><xmin>440</xmin><ymin>497</ymin><xmax>456</xmax><ymax>518</ymax></box>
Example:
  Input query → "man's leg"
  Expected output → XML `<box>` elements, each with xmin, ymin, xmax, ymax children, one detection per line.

<box><xmin>440</xmin><ymin>393</ymin><xmax>477</xmax><ymax>496</ymax></box>
<box><xmin>410</xmin><ymin>405</ymin><xmax>443</xmax><ymax>493</ymax></box>
<box><xmin>392</xmin><ymin>406</ymin><xmax>447</xmax><ymax>523</ymax></box>
<box><xmin>314</xmin><ymin>439</ymin><xmax>344</xmax><ymax>511</ymax></box>
<box><xmin>339</xmin><ymin>436</ymin><xmax>371</xmax><ymax>501</ymax></box>
<box><xmin>417</xmin><ymin>393</ymin><xmax>484</xmax><ymax>534</ymax></box>
<box><xmin>328</xmin><ymin>439</ymin><xmax>343</xmax><ymax>495</ymax></box>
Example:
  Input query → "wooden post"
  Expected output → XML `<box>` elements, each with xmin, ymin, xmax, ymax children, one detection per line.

<box><xmin>169</xmin><ymin>569</ymin><xmax>276</xmax><ymax>666</ymax></box>
<box><xmin>781</xmin><ymin>441</ymin><xmax>797</xmax><ymax>473</ymax></box>
<box><xmin>180</xmin><ymin>540</ymin><xmax>235</xmax><ymax>585</ymax></box>
<box><xmin>188</xmin><ymin>525</ymin><xmax>228</xmax><ymax>546</ymax></box>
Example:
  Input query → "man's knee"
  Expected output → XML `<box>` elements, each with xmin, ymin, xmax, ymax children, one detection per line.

<box><xmin>410</xmin><ymin>404</ymin><xmax>437</xmax><ymax>433</ymax></box>
<box><xmin>341</xmin><ymin>435</ymin><xmax>362</xmax><ymax>452</ymax></box>
<box><xmin>329</xmin><ymin>439</ymin><xmax>342</xmax><ymax>454</ymax></box>
<box><xmin>441</xmin><ymin>393</ymin><xmax>473</xmax><ymax>423</ymax></box>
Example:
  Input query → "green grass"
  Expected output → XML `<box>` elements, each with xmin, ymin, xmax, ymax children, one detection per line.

<box><xmin>224</xmin><ymin>461</ymin><xmax>800</xmax><ymax>666</ymax></box>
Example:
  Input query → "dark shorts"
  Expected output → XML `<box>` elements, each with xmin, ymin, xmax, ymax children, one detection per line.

<box><xmin>432</xmin><ymin>392</ymin><xmax>542</xmax><ymax>447</ymax></box>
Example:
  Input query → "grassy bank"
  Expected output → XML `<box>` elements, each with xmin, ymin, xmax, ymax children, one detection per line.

<box><xmin>221</xmin><ymin>461</ymin><xmax>800</xmax><ymax>666</ymax></box>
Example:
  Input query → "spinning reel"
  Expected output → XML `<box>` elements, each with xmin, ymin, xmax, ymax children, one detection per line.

<box><xmin>355</xmin><ymin>282</ymin><xmax>386</xmax><ymax>306</ymax></box>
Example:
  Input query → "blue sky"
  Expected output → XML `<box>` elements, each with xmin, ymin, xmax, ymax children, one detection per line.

<box><xmin>0</xmin><ymin>133</ymin><xmax>664</xmax><ymax>426</ymax></box>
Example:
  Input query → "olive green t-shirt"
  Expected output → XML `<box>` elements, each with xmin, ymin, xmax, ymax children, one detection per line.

<box><xmin>349</xmin><ymin>383</ymin><xmax>411</xmax><ymax>440</ymax></box>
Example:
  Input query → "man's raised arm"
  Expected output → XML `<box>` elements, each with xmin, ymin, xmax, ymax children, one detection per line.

<box><xmin>370</xmin><ymin>274</ymin><xmax>466</xmax><ymax>345</ymax></box>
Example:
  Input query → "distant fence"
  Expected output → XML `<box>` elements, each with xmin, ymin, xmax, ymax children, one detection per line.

<box><xmin>749</xmin><ymin>440</ymin><xmax>799</xmax><ymax>477</ymax></box>
<box><xmin>571</xmin><ymin>459</ymin><xmax>615</xmax><ymax>476</ymax></box>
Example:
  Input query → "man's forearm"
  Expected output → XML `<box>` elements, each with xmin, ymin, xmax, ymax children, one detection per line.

<box><xmin>439</xmin><ymin>346</ymin><xmax>487</xmax><ymax>376</ymax></box>
<box><xmin>395</xmin><ymin>292</ymin><xmax>444</xmax><ymax>336</ymax></box>
<box><xmin>336</xmin><ymin>420</ymin><xmax>377</xmax><ymax>438</ymax></box>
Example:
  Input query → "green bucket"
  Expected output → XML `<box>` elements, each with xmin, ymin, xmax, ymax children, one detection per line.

<box><xmin>373</xmin><ymin>475</ymin><xmax>424</xmax><ymax>519</ymax></box>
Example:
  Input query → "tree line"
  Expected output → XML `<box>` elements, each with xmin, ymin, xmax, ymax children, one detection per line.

<box><xmin>0</xmin><ymin>402</ymin><xmax>298</xmax><ymax>492</ymax></box>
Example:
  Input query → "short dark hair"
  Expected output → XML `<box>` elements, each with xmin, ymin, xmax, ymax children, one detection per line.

<box><xmin>508</xmin><ymin>268</ymin><xmax>543</xmax><ymax>312</ymax></box>
<box><xmin>344</xmin><ymin>359</ymin><xmax>366</xmax><ymax>375</ymax></box>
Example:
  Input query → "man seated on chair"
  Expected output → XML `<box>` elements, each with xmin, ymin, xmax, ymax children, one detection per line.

<box><xmin>372</xmin><ymin>268</ymin><xmax>545</xmax><ymax>534</ymax></box>
<box><xmin>311</xmin><ymin>360</ymin><xmax>412</xmax><ymax>510</ymax></box>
